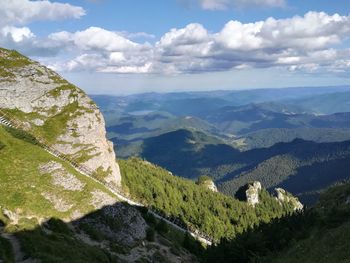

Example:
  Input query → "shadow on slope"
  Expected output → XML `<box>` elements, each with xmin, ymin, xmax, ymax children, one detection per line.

<box><xmin>0</xmin><ymin>201</ymin><xmax>201</xmax><ymax>263</ymax></box>
<box><xmin>205</xmin><ymin>182</ymin><xmax>350</xmax><ymax>263</ymax></box>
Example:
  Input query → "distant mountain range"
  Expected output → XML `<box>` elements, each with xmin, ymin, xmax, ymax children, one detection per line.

<box><xmin>124</xmin><ymin>128</ymin><xmax>350</xmax><ymax>205</ymax></box>
<box><xmin>93</xmin><ymin>85</ymin><xmax>350</xmax><ymax>205</ymax></box>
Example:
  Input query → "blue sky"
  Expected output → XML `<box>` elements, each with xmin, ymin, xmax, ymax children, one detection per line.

<box><xmin>1</xmin><ymin>0</ymin><xmax>350</xmax><ymax>94</ymax></box>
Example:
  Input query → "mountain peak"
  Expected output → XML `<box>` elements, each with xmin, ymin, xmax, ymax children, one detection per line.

<box><xmin>0</xmin><ymin>47</ymin><xmax>121</xmax><ymax>186</ymax></box>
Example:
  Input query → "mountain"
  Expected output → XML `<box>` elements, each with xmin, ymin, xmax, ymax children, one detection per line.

<box><xmin>96</xmin><ymin>91</ymin><xmax>350</xmax><ymax>162</ymax></box>
<box><xmin>92</xmin><ymin>86</ymin><xmax>350</xmax><ymax>117</ymax></box>
<box><xmin>141</xmin><ymin>129</ymin><xmax>239</xmax><ymax>179</ymax></box>
<box><xmin>0</xmin><ymin>48</ymin><xmax>202</xmax><ymax>262</ymax></box>
<box><xmin>106</xmin><ymin>112</ymin><xmax>221</xmax><ymax>158</ymax></box>
<box><xmin>238</xmin><ymin>127</ymin><xmax>350</xmax><ymax>150</ymax></box>
<box><xmin>205</xmin><ymin>103</ymin><xmax>350</xmax><ymax>134</ymax></box>
<box><xmin>0</xmin><ymin>125</ymin><xmax>152</xmax><ymax>262</ymax></box>
<box><xmin>285</xmin><ymin>90</ymin><xmax>350</xmax><ymax>114</ymax></box>
<box><xmin>135</xmin><ymin>128</ymin><xmax>350</xmax><ymax>205</ymax></box>
<box><xmin>0</xmin><ymin>48</ymin><xmax>120</xmax><ymax>187</ymax></box>
<box><xmin>1</xmin><ymin>48</ymin><xmax>348</xmax><ymax>262</ymax></box>
<box><xmin>119</xmin><ymin>158</ymin><xmax>298</xmax><ymax>242</ymax></box>
<box><xmin>0</xmin><ymin>47</ymin><xmax>301</xmax><ymax>262</ymax></box>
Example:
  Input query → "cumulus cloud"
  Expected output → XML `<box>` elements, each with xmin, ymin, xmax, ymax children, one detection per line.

<box><xmin>0</xmin><ymin>1</ymin><xmax>85</xmax><ymax>56</ymax></box>
<box><xmin>49</xmin><ymin>27</ymin><xmax>140</xmax><ymax>52</ymax></box>
<box><xmin>1</xmin><ymin>26</ymin><xmax>35</xmax><ymax>42</ymax></box>
<box><xmin>0</xmin><ymin>0</ymin><xmax>85</xmax><ymax>27</ymax></box>
<box><xmin>46</xmin><ymin>27</ymin><xmax>154</xmax><ymax>73</ymax></box>
<box><xmin>197</xmin><ymin>0</ymin><xmax>286</xmax><ymax>10</ymax></box>
<box><xmin>2</xmin><ymin>8</ymin><xmax>350</xmax><ymax>75</ymax></box>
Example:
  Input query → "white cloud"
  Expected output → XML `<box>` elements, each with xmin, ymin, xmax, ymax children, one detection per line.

<box><xmin>49</xmin><ymin>27</ymin><xmax>140</xmax><ymax>52</ymax></box>
<box><xmin>216</xmin><ymin>20</ymin><xmax>263</xmax><ymax>50</ymax></box>
<box><xmin>198</xmin><ymin>0</ymin><xmax>285</xmax><ymax>10</ymax></box>
<box><xmin>72</xmin><ymin>27</ymin><xmax>139</xmax><ymax>52</ymax></box>
<box><xmin>2</xmin><ymin>8</ymin><xmax>350</xmax><ymax>76</ymax></box>
<box><xmin>0</xmin><ymin>0</ymin><xmax>85</xmax><ymax>27</ymax></box>
<box><xmin>1</xmin><ymin>26</ymin><xmax>35</xmax><ymax>42</ymax></box>
<box><xmin>151</xmin><ymin>11</ymin><xmax>350</xmax><ymax>74</ymax></box>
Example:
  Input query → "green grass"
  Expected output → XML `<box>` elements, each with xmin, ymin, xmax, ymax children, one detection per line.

<box><xmin>3</xmin><ymin>100</ymin><xmax>90</xmax><ymax>146</ymax></box>
<box><xmin>0</xmin><ymin>124</ymin><xmax>124</xmax><ymax>262</ymax></box>
<box><xmin>0</xmin><ymin>125</ymin><xmax>116</xmax><ymax>226</ymax></box>
<box><xmin>0</xmin><ymin>48</ymin><xmax>32</xmax><ymax>80</ymax></box>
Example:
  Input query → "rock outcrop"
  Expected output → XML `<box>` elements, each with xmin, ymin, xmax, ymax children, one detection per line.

<box><xmin>275</xmin><ymin>188</ymin><xmax>303</xmax><ymax>211</ymax></box>
<box><xmin>245</xmin><ymin>181</ymin><xmax>262</xmax><ymax>206</ymax></box>
<box><xmin>0</xmin><ymin>48</ymin><xmax>121</xmax><ymax>186</ymax></box>
<box><xmin>197</xmin><ymin>176</ymin><xmax>218</xmax><ymax>192</ymax></box>
<box><xmin>235</xmin><ymin>181</ymin><xmax>262</xmax><ymax>206</ymax></box>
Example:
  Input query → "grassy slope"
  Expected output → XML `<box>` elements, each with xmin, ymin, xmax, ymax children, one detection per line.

<box><xmin>270</xmin><ymin>183</ymin><xmax>350</xmax><ymax>263</ymax></box>
<box><xmin>0</xmin><ymin>125</ymin><xmax>204</xmax><ymax>263</ymax></box>
<box><xmin>0</xmin><ymin>125</ymin><xmax>115</xmax><ymax>226</ymax></box>
<box><xmin>0</xmin><ymin>124</ymin><xmax>123</xmax><ymax>262</ymax></box>
<box><xmin>204</xmin><ymin>182</ymin><xmax>350</xmax><ymax>263</ymax></box>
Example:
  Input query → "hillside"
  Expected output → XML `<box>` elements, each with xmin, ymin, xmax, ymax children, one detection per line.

<box><xmin>119</xmin><ymin>158</ymin><xmax>298</xmax><ymax>242</ymax></box>
<box><xmin>141</xmin><ymin>129</ymin><xmax>238</xmax><ymax>179</ymax></box>
<box><xmin>134</xmin><ymin>128</ymin><xmax>350</xmax><ymax>205</ymax></box>
<box><xmin>0</xmin><ymin>48</ymin><xmax>201</xmax><ymax>262</ymax></box>
<box><xmin>107</xmin><ymin>113</ymin><xmax>219</xmax><ymax>158</ymax></box>
<box><xmin>1</xmin><ymin>47</ymin><xmax>348</xmax><ymax>262</ymax></box>
<box><xmin>0</xmin><ymin>123</ymin><xmax>299</xmax><ymax>262</ymax></box>
<box><xmin>218</xmin><ymin>139</ymin><xmax>350</xmax><ymax>205</ymax></box>
<box><xmin>0</xmin><ymin>48</ymin><xmax>120</xmax><ymax>187</ymax></box>
<box><xmin>205</xmin><ymin>181</ymin><xmax>350</xmax><ymax>263</ymax></box>
<box><xmin>0</xmin><ymin>125</ymin><xmax>159</xmax><ymax>262</ymax></box>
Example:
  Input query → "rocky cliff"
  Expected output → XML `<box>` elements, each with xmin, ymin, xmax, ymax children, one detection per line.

<box><xmin>0</xmin><ymin>48</ymin><xmax>120</xmax><ymax>186</ymax></box>
<box><xmin>197</xmin><ymin>176</ymin><xmax>218</xmax><ymax>192</ymax></box>
<box><xmin>274</xmin><ymin>188</ymin><xmax>303</xmax><ymax>211</ymax></box>
<box><xmin>235</xmin><ymin>181</ymin><xmax>303</xmax><ymax>210</ymax></box>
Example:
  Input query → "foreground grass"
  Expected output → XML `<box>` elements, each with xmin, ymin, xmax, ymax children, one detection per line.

<box><xmin>0</xmin><ymin>125</ymin><xmax>115</xmax><ymax>227</ymax></box>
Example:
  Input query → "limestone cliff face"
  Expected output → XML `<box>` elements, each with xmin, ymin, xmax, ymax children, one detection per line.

<box><xmin>0</xmin><ymin>48</ymin><xmax>121</xmax><ymax>186</ymax></box>
<box><xmin>275</xmin><ymin>188</ymin><xmax>303</xmax><ymax>211</ymax></box>
<box><xmin>245</xmin><ymin>181</ymin><xmax>262</xmax><ymax>207</ymax></box>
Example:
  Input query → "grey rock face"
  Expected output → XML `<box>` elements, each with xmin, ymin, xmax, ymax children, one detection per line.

<box><xmin>77</xmin><ymin>203</ymin><xmax>147</xmax><ymax>248</ymax></box>
<box><xmin>39</xmin><ymin>161</ymin><xmax>86</xmax><ymax>191</ymax></box>
<box><xmin>207</xmin><ymin>180</ymin><xmax>218</xmax><ymax>192</ymax></box>
<box><xmin>275</xmin><ymin>188</ymin><xmax>303</xmax><ymax>211</ymax></box>
<box><xmin>246</xmin><ymin>181</ymin><xmax>262</xmax><ymax>207</ymax></box>
<box><xmin>0</xmin><ymin>48</ymin><xmax>121</xmax><ymax>186</ymax></box>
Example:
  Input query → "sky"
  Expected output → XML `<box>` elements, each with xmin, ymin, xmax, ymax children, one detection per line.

<box><xmin>1</xmin><ymin>0</ymin><xmax>350</xmax><ymax>95</ymax></box>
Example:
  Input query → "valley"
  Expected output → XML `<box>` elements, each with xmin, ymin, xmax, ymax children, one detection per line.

<box><xmin>94</xmin><ymin>86</ymin><xmax>350</xmax><ymax>206</ymax></box>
